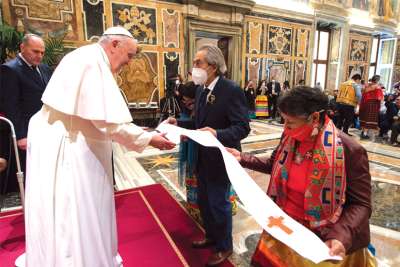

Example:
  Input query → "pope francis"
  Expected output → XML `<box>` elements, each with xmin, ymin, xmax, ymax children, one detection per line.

<box><xmin>22</xmin><ymin>27</ymin><xmax>175</xmax><ymax>266</ymax></box>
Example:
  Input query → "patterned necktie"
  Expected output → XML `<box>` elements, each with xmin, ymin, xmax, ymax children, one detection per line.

<box><xmin>31</xmin><ymin>65</ymin><xmax>44</xmax><ymax>85</ymax></box>
<box><xmin>199</xmin><ymin>88</ymin><xmax>210</xmax><ymax>110</ymax></box>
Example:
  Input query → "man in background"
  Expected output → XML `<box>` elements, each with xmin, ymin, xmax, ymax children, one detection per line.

<box><xmin>0</xmin><ymin>34</ymin><xmax>52</xmax><ymax>193</ymax></box>
<box><xmin>335</xmin><ymin>73</ymin><xmax>362</xmax><ymax>135</ymax></box>
<box><xmin>266</xmin><ymin>77</ymin><xmax>281</xmax><ymax>119</ymax></box>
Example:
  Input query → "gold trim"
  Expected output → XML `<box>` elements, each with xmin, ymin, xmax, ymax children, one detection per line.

<box><xmin>0</xmin><ymin>211</ymin><xmax>23</xmax><ymax>219</ymax></box>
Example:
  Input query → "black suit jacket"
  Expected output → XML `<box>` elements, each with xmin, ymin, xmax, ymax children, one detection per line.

<box><xmin>266</xmin><ymin>81</ymin><xmax>281</xmax><ymax>97</ymax></box>
<box><xmin>194</xmin><ymin>76</ymin><xmax>250</xmax><ymax>181</ymax></box>
<box><xmin>0</xmin><ymin>55</ymin><xmax>52</xmax><ymax>139</ymax></box>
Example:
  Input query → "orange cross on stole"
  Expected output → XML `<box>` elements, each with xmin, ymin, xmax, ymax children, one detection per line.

<box><xmin>267</xmin><ymin>216</ymin><xmax>293</xmax><ymax>235</ymax></box>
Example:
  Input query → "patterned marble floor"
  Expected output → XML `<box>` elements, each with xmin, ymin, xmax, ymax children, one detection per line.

<box><xmin>1</xmin><ymin>120</ymin><xmax>399</xmax><ymax>266</ymax></box>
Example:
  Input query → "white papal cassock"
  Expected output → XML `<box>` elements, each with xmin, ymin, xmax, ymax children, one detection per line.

<box><xmin>24</xmin><ymin>43</ymin><xmax>152</xmax><ymax>266</ymax></box>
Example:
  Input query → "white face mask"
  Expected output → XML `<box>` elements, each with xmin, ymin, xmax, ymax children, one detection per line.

<box><xmin>192</xmin><ymin>67</ymin><xmax>208</xmax><ymax>85</ymax></box>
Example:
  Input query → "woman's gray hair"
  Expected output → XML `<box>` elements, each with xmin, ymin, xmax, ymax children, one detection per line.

<box><xmin>198</xmin><ymin>44</ymin><xmax>227</xmax><ymax>75</ymax></box>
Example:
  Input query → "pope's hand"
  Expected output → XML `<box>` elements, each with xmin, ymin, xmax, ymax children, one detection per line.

<box><xmin>225</xmin><ymin>147</ymin><xmax>241</xmax><ymax>162</ymax></box>
<box><xmin>199</xmin><ymin>127</ymin><xmax>216</xmax><ymax>137</ymax></box>
<box><xmin>166</xmin><ymin>117</ymin><xmax>177</xmax><ymax>125</ymax></box>
<box><xmin>325</xmin><ymin>239</ymin><xmax>345</xmax><ymax>259</ymax></box>
<box><xmin>17</xmin><ymin>138</ymin><xmax>27</xmax><ymax>150</ymax></box>
<box><xmin>149</xmin><ymin>133</ymin><xmax>176</xmax><ymax>150</ymax></box>
<box><xmin>0</xmin><ymin>158</ymin><xmax>7</xmax><ymax>173</ymax></box>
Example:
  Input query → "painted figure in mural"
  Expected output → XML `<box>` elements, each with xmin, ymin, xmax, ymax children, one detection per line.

<box><xmin>352</xmin><ymin>0</ymin><xmax>369</xmax><ymax>10</ymax></box>
<box><xmin>23</xmin><ymin>27</ymin><xmax>175</xmax><ymax>266</ymax></box>
<box><xmin>378</xmin><ymin>0</ymin><xmax>396</xmax><ymax>19</ymax></box>
<box><xmin>0</xmin><ymin>34</ymin><xmax>52</xmax><ymax>193</ymax></box>
<box><xmin>120</xmin><ymin>52</ymin><xmax>157</xmax><ymax>102</ymax></box>
<box><xmin>227</xmin><ymin>86</ymin><xmax>377</xmax><ymax>267</ymax></box>
<box><xmin>169</xmin><ymin>44</ymin><xmax>250</xmax><ymax>266</ymax></box>
<box><xmin>350</xmin><ymin>40</ymin><xmax>367</xmax><ymax>62</ymax></box>
<box><xmin>295</xmin><ymin>61</ymin><xmax>306</xmax><ymax>85</ymax></box>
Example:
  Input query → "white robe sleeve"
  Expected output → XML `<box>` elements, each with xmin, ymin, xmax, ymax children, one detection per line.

<box><xmin>91</xmin><ymin>121</ymin><xmax>153</xmax><ymax>153</ymax></box>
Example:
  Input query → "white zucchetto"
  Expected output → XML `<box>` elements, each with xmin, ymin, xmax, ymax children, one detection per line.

<box><xmin>102</xmin><ymin>26</ymin><xmax>133</xmax><ymax>38</ymax></box>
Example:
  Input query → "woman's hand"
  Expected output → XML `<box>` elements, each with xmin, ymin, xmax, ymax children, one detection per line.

<box><xmin>225</xmin><ymin>147</ymin><xmax>241</xmax><ymax>162</ymax></box>
<box><xmin>325</xmin><ymin>239</ymin><xmax>345</xmax><ymax>259</ymax></box>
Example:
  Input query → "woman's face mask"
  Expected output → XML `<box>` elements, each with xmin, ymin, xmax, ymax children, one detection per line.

<box><xmin>192</xmin><ymin>67</ymin><xmax>208</xmax><ymax>85</ymax></box>
<box><xmin>284</xmin><ymin>123</ymin><xmax>314</xmax><ymax>141</ymax></box>
<box><xmin>281</xmin><ymin>113</ymin><xmax>314</xmax><ymax>141</ymax></box>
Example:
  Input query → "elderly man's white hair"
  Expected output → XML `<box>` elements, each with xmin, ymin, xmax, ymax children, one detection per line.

<box><xmin>198</xmin><ymin>44</ymin><xmax>227</xmax><ymax>75</ymax></box>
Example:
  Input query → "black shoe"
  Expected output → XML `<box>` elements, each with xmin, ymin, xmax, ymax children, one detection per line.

<box><xmin>192</xmin><ymin>238</ymin><xmax>215</xmax><ymax>249</ymax></box>
<box><xmin>360</xmin><ymin>132</ymin><xmax>370</xmax><ymax>139</ymax></box>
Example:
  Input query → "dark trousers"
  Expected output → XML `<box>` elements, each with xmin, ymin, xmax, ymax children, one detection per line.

<box><xmin>197</xmin><ymin>173</ymin><xmax>233</xmax><ymax>252</ymax></box>
<box><xmin>390</xmin><ymin>121</ymin><xmax>400</xmax><ymax>143</ymax></box>
<box><xmin>268</xmin><ymin>96</ymin><xmax>278</xmax><ymax>119</ymax></box>
<box><xmin>335</xmin><ymin>103</ymin><xmax>355</xmax><ymax>134</ymax></box>
<box><xmin>379</xmin><ymin>115</ymin><xmax>391</xmax><ymax>136</ymax></box>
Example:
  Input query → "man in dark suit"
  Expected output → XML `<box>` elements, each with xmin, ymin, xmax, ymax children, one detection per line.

<box><xmin>0</xmin><ymin>33</ymin><xmax>51</xmax><ymax>192</ymax></box>
<box><xmin>266</xmin><ymin>78</ymin><xmax>281</xmax><ymax>119</ymax></box>
<box><xmin>172</xmin><ymin>44</ymin><xmax>250</xmax><ymax>265</ymax></box>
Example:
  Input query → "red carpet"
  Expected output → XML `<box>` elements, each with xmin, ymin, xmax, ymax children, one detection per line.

<box><xmin>0</xmin><ymin>184</ymin><xmax>234</xmax><ymax>266</ymax></box>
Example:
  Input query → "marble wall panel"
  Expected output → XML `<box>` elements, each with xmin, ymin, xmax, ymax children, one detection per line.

<box><xmin>82</xmin><ymin>0</ymin><xmax>104</xmax><ymax>41</ymax></box>
<box><xmin>295</xmin><ymin>28</ymin><xmax>309</xmax><ymax>58</ymax></box>
<box><xmin>6</xmin><ymin>0</ymin><xmax>79</xmax><ymax>40</ymax></box>
<box><xmin>119</xmin><ymin>52</ymin><xmax>158</xmax><ymax>103</ymax></box>
<box><xmin>265</xmin><ymin>59</ymin><xmax>291</xmax><ymax>84</ymax></box>
<box><xmin>347</xmin><ymin>64</ymin><xmax>366</xmax><ymax>79</ymax></box>
<box><xmin>349</xmin><ymin>39</ymin><xmax>369</xmax><ymax>61</ymax></box>
<box><xmin>112</xmin><ymin>3</ymin><xmax>157</xmax><ymax>45</ymax></box>
<box><xmin>294</xmin><ymin>60</ymin><xmax>307</xmax><ymax>85</ymax></box>
<box><xmin>267</xmin><ymin>25</ymin><xmax>292</xmax><ymax>55</ymax></box>
<box><xmin>164</xmin><ymin>52</ymin><xmax>180</xmax><ymax>82</ymax></box>
<box><xmin>246</xmin><ymin>57</ymin><xmax>262</xmax><ymax>86</ymax></box>
<box><xmin>247</xmin><ymin>21</ymin><xmax>262</xmax><ymax>54</ymax></box>
<box><xmin>330</xmin><ymin>28</ymin><xmax>341</xmax><ymax>63</ymax></box>
<box><xmin>345</xmin><ymin>33</ymin><xmax>371</xmax><ymax>80</ymax></box>
<box><xmin>162</xmin><ymin>9</ymin><xmax>180</xmax><ymax>48</ymax></box>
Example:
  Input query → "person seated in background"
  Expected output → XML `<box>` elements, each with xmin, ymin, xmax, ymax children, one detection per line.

<box><xmin>378</xmin><ymin>94</ymin><xmax>396</xmax><ymax>139</ymax></box>
<box><xmin>227</xmin><ymin>86</ymin><xmax>376</xmax><ymax>267</ymax></box>
<box><xmin>389</xmin><ymin>96</ymin><xmax>400</xmax><ymax>145</ymax></box>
